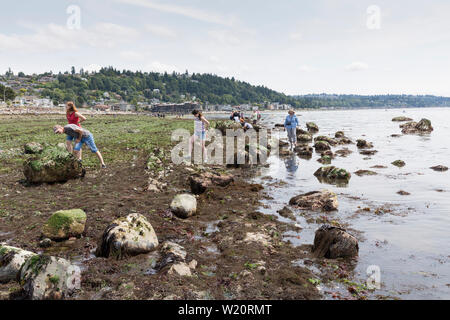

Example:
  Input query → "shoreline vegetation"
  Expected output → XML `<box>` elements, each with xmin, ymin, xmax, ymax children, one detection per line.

<box><xmin>2</xmin><ymin>68</ymin><xmax>450</xmax><ymax>109</ymax></box>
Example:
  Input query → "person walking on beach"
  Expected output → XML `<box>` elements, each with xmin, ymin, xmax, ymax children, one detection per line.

<box><xmin>53</xmin><ymin>124</ymin><xmax>106</xmax><ymax>168</ymax></box>
<box><xmin>284</xmin><ymin>109</ymin><xmax>299</xmax><ymax>150</ymax></box>
<box><xmin>230</xmin><ymin>110</ymin><xmax>240</xmax><ymax>122</ymax></box>
<box><xmin>251</xmin><ymin>110</ymin><xmax>259</xmax><ymax>125</ymax></box>
<box><xmin>189</xmin><ymin>110</ymin><xmax>210</xmax><ymax>162</ymax></box>
<box><xmin>65</xmin><ymin>101</ymin><xmax>86</xmax><ymax>157</ymax></box>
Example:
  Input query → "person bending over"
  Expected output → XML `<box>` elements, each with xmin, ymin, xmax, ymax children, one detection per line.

<box><xmin>53</xmin><ymin>124</ymin><xmax>106</xmax><ymax>168</ymax></box>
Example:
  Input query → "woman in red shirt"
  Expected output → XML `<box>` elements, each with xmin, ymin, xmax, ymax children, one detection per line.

<box><xmin>65</xmin><ymin>101</ymin><xmax>86</xmax><ymax>155</ymax></box>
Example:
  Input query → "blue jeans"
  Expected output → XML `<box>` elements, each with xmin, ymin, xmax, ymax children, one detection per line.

<box><xmin>74</xmin><ymin>134</ymin><xmax>99</xmax><ymax>153</ymax></box>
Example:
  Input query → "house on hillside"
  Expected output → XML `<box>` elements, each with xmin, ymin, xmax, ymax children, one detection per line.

<box><xmin>151</xmin><ymin>102</ymin><xmax>200</xmax><ymax>113</ymax></box>
<box><xmin>111</xmin><ymin>102</ymin><xmax>136</xmax><ymax>112</ymax></box>
<box><xmin>93</xmin><ymin>104</ymin><xmax>111</xmax><ymax>112</ymax></box>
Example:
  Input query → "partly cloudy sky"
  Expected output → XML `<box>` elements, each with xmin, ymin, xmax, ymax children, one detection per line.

<box><xmin>1</xmin><ymin>0</ymin><xmax>450</xmax><ymax>95</ymax></box>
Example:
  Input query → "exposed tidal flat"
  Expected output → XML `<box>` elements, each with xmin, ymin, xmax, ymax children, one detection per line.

<box><xmin>0</xmin><ymin>107</ymin><xmax>449</xmax><ymax>300</ymax></box>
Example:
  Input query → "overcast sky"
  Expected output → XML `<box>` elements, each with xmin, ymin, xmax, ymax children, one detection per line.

<box><xmin>1</xmin><ymin>0</ymin><xmax>449</xmax><ymax>96</ymax></box>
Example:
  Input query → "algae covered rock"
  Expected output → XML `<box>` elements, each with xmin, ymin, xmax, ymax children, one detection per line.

<box><xmin>313</xmin><ymin>141</ymin><xmax>331</xmax><ymax>152</ymax></box>
<box><xmin>297</xmin><ymin>134</ymin><xmax>313</xmax><ymax>143</ymax></box>
<box><xmin>318</xmin><ymin>155</ymin><xmax>332</xmax><ymax>165</ymax></box>
<box><xmin>314</xmin><ymin>136</ymin><xmax>338</xmax><ymax>146</ymax></box>
<box><xmin>392</xmin><ymin>116</ymin><xmax>413</xmax><ymax>122</ymax></box>
<box><xmin>96</xmin><ymin>213</ymin><xmax>159</xmax><ymax>259</ymax></box>
<box><xmin>294</xmin><ymin>145</ymin><xmax>313</xmax><ymax>159</ymax></box>
<box><xmin>0</xmin><ymin>245</ymin><xmax>37</xmax><ymax>283</ymax></box>
<box><xmin>356</xmin><ymin>139</ymin><xmax>373</xmax><ymax>149</ymax></box>
<box><xmin>23</xmin><ymin>145</ymin><xmax>84</xmax><ymax>183</ymax></box>
<box><xmin>354</xmin><ymin>170</ymin><xmax>377</xmax><ymax>177</ymax></box>
<box><xmin>314</xmin><ymin>166</ymin><xmax>351</xmax><ymax>185</ymax></box>
<box><xmin>289</xmin><ymin>190</ymin><xmax>338</xmax><ymax>212</ymax></box>
<box><xmin>306</xmin><ymin>122</ymin><xmax>319</xmax><ymax>133</ymax></box>
<box><xmin>18</xmin><ymin>254</ymin><xmax>80</xmax><ymax>300</ymax></box>
<box><xmin>401</xmin><ymin>119</ymin><xmax>433</xmax><ymax>134</ymax></box>
<box><xmin>392</xmin><ymin>160</ymin><xmax>406</xmax><ymax>168</ymax></box>
<box><xmin>170</xmin><ymin>194</ymin><xmax>197</xmax><ymax>219</ymax></box>
<box><xmin>42</xmin><ymin>209</ymin><xmax>87</xmax><ymax>241</ymax></box>
<box><xmin>189</xmin><ymin>172</ymin><xmax>234</xmax><ymax>195</ymax></box>
<box><xmin>335</xmin><ymin>131</ymin><xmax>345</xmax><ymax>138</ymax></box>
<box><xmin>312</xmin><ymin>225</ymin><xmax>359</xmax><ymax>259</ymax></box>
<box><xmin>24</xmin><ymin>142</ymin><xmax>44</xmax><ymax>155</ymax></box>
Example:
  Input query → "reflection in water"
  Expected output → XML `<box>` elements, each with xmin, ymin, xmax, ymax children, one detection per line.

<box><xmin>284</xmin><ymin>155</ymin><xmax>299</xmax><ymax>173</ymax></box>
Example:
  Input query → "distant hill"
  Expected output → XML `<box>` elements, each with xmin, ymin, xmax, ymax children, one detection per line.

<box><xmin>291</xmin><ymin>94</ymin><xmax>450</xmax><ymax>109</ymax></box>
<box><xmin>38</xmin><ymin>67</ymin><xmax>297</xmax><ymax>107</ymax></box>
<box><xmin>5</xmin><ymin>68</ymin><xmax>450</xmax><ymax>109</ymax></box>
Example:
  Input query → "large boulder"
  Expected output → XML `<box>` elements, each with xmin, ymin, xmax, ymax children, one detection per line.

<box><xmin>0</xmin><ymin>245</ymin><xmax>36</xmax><ymax>283</ymax></box>
<box><xmin>289</xmin><ymin>190</ymin><xmax>338</xmax><ymax>211</ymax></box>
<box><xmin>296</xmin><ymin>128</ymin><xmax>308</xmax><ymax>135</ymax></box>
<box><xmin>312</xmin><ymin>225</ymin><xmax>359</xmax><ymax>259</ymax></box>
<box><xmin>189</xmin><ymin>172</ymin><xmax>234</xmax><ymax>195</ymax></box>
<box><xmin>170</xmin><ymin>194</ymin><xmax>197</xmax><ymax>219</ymax></box>
<box><xmin>314</xmin><ymin>136</ymin><xmax>338</xmax><ymax>146</ymax></box>
<box><xmin>401</xmin><ymin>118</ymin><xmax>433</xmax><ymax>134</ymax></box>
<box><xmin>23</xmin><ymin>145</ymin><xmax>84</xmax><ymax>183</ymax></box>
<box><xmin>18</xmin><ymin>255</ymin><xmax>81</xmax><ymax>300</ymax></box>
<box><xmin>335</xmin><ymin>131</ymin><xmax>345</xmax><ymax>138</ymax></box>
<box><xmin>306</xmin><ymin>122</ymin><xmax>319</xmax><ymax>133</ymax></box>
<box><xmin>42</xmin><ymin>209</ymin><xmax>87</xmax><ymax>241</ymax></box>
<box><xmin>313</xmin><ymin>141</ymin><xmax>331</xmax><ymax>152</ymax></box>
<box><xmin>430</xmin><ymin>165</ymin><xmax>448</xmax><ymax>172</ymax></box>
<box><xmin>96</xmin><ymin>213</ymin><xmax>159</xmax><ymax>259</ymax></box>
<box><xmin>356</xmin><ymin>139</ymin><xmax>373</xmax><ymax>149</ymax></box>
<box><xmin>314</xmin><ymin>166</ymin><xmax>351</xmax><ymax>185</ymax></box>
<box><xmin>24</xmin><ymin>142</ymin><xmax>44</xmax><ymax>155</ymax></box>
<box><xmin>297</xmin><ymin>134</ymin><xmax>313</xmax><ymax>143</ymax></box>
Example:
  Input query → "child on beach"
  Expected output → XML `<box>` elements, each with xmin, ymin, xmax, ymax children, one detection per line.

<box><xmin>189</xmin><ymin>110</ymin><xmax>210</xmax><ymax>162</ymax></box>
<box><xmin>53</xmin><ymin>124</ymin><xmax>106</xmax><ymax>168</ymax></box>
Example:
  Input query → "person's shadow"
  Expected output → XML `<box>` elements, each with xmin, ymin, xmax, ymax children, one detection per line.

<box><xmin>284</xmin><ymin>154</ymin><xmax>298</xmax><ymax>173</ymax></box>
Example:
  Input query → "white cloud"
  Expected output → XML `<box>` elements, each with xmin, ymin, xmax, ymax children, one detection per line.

<box><xmin>148</xmin><ymin>61</ymin><xmax>178</xmax><ymax>73</ymax></box>
<box><xmin>116</xmin><ymin>0</ymin><xmax>236</xmax><ymax>27</ymax></box>
<box><xmin>289</xmin><ymin>32</ymin><xmax>303</xmax><ymax>41</ymax></box>
<box><xmin>120</xmin><ymin>50</ymin><xmax>145</xmax><ymax>60</ymax></box>
<box><xmin>145</xmin><ymin>24</ymin><xmax>177</xmax><ymax>38</ymax></box>
<box><xmin>299</xmin><ymin>65</ymin><xmax>314</xmax><ymax>72</ymax></box>
<box><xmin>208</xmin><ymin>30</ymin><xmax>241</xmax><ymax>46</ymax></box>
<box><xmin>83</xmin><ymin>64</ymin><xmax>102</xmax><ymax>73</ymax></box>
<box><xmin>345</xmin><ymin>61</ymin><xmax>369</xmax><ymax>72</ymax></box>
<box><xmin>0</xmin><ymin>23</ymin><xmax>139</xmax><ymax>52</ymax></box>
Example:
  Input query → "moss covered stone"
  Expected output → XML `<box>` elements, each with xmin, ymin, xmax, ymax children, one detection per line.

<box><xmin>392</xmin><ymin>160</ymin><xmax>406</xmax><ymax>168</ymax></box>
<box><xmin>23</xmin><ymin>145</ymin><xmax>84</xmax><ymax>183</ymax></box>
<box><xmin>42</xmin><ymin>209</ymin><xmax>87</xmax><ymax>241</ymax></box>
<box><xmin>24</xmin><ymin>142</ymin><xmax>44</xmax><ymax>154</ymax></box>
<box><xmin>314</xmin><ymin>166</ymin><xmax>351</xmax><ymax>185</ymax></box>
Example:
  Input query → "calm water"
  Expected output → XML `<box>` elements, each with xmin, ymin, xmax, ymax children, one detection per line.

<box><xmin>252</xmin><ymin>108</ymin><xmax>450</xmax><ymax>299</ymax></box>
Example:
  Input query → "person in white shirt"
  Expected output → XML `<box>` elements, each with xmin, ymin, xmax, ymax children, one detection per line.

<box><xmin>189</xmin><ymin>110</ymin><xmax>210</xmax><ymax>162</ymax></box>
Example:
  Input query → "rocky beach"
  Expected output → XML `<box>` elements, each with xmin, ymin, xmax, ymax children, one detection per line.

<box><xmin>1</xmin><ymin>107</ymin><xmax>449</xmax><ymax>300</ymax></box>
